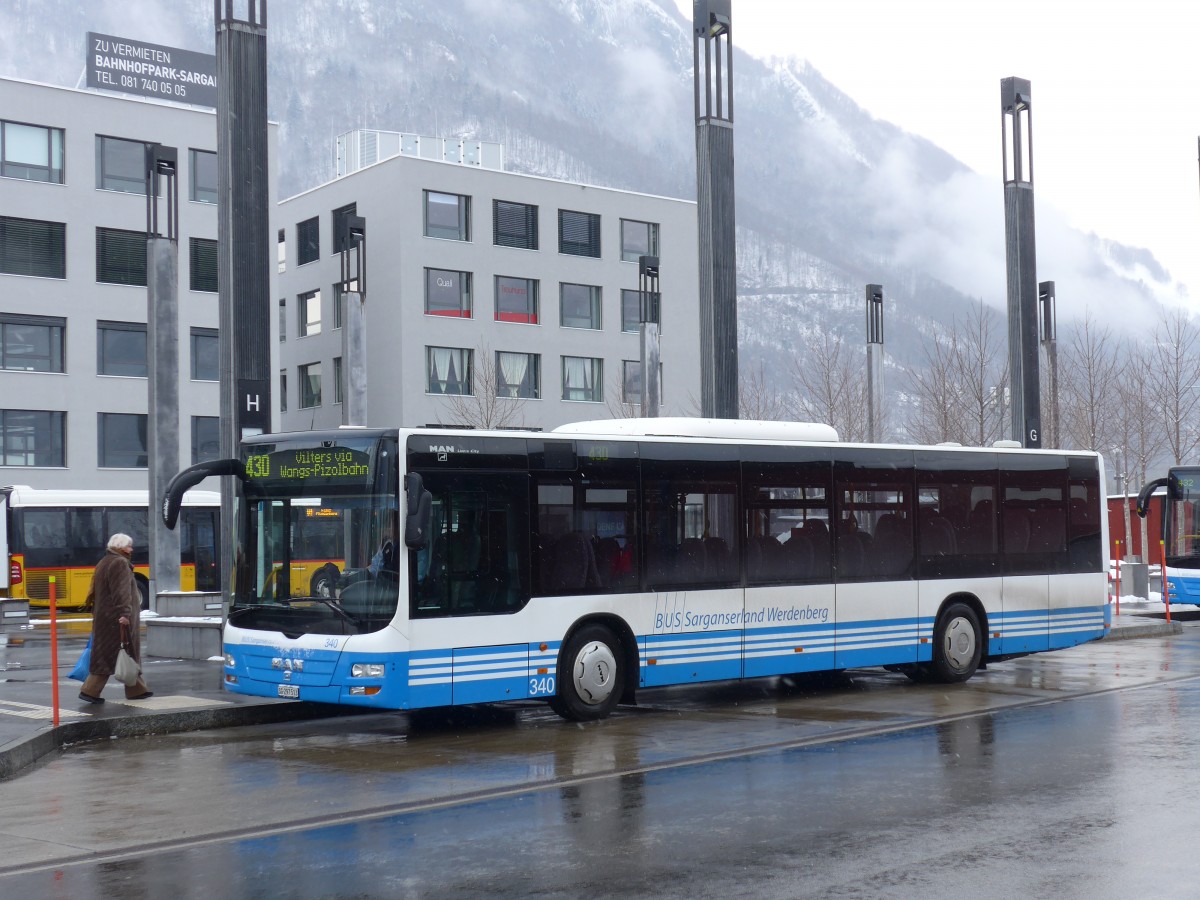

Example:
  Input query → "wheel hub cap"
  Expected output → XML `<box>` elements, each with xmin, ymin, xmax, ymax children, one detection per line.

<box><xmin>573</xmin><ymin>641</ymin><xmax>616</xmax><ymax>704</ymax></box>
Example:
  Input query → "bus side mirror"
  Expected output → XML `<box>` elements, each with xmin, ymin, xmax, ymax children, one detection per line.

<box><xmin>404</xmin><ymin>472</ymin><xmax>432</xmax><ymax>550</ymax></box>
<box><xmin>1136</xmin><ymin>477</ymin><xmax>1169</xmax><ymax>519</ymax></box>
<box><xmin>163</xmin><ymin>458</ymin><xmax>245</xmax><ymax>529</ymax></box>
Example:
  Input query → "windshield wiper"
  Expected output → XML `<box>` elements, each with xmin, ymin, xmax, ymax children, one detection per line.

<box><xmin>308</xmin><ymin>597</ymin><xmax>361</xmax><ymax>627</ymax></box>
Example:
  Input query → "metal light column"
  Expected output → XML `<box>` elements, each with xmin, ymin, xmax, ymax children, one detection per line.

<box><xmin>1038</xmin><ymin>280</ymin><xmax>1058</xmax><ymax>448</ymax></box>
<box><xmin>340</xmin><ymin>216</ymin><xmax>367</xmax><ymax>426</ymax></box>
<box><xmin>1001</xmin><ymin>77</ymin><xmax>1042</xmax><ymax>448</ymax></box>
<box><xmin>216</xmin><ymin>0</ymin><xmax>271</xmax><ymax>605</ymax></box>
<box><xmin>865</xmin><ymin>284</ymin><xmax>884</xmax><ymax>443</ymax></box>
<box><xmin>639</xmin><ymin>255</ymin><xmax>661</xmax><ymax>417</ymax></box>
<box><xmin>146</xmin><ymin>145</ymin><xmax>181</xmax><ymax>604</ymax></box>
<box><xmin>693</xmin><ymin>0</ymin><xmax>738</xmax><ymax>418</ymax></box>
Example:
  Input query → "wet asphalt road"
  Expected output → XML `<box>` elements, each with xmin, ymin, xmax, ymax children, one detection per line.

<box><xmin>4</xmin><ymin>629</ymin><xmax>1200</xmax><ymax>898</ymax></box>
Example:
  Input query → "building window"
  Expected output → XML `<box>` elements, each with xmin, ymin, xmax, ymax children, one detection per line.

<box><xmin>559</xmin><ymin>209</ymin><xmax>600</xmax><ymax>258</ymax></box>
<box><xmin>2</xmin><ymin>120</ymin><xmax>64</xmax><ymax>183</ymax></box>
<box><xmin>333</xmin><ymin>356</ymin><xmax>343</xmax><ymax>404</ymax></box>
<box><xmin>0</xmin><ymin>314</ymin><xmax>64</xmax><ymax>372</ymax></box>
<box><xmin>493</xmin><ymin>199</ymin><xmax>537</xmax><ymax>250</ymax></box>
<box><xmin>622</xmin><ymin>360</ymin><xmax>662</xmax><ymax>404</ymax></box>
<box><xmin>278</xmin><ymin>299</ymin><xmax>286</xmax><ymax>342</ymax></box>
<box><xmin>96</xmin><ymin>136</ymin><xmax>153</xmax><ymax>194</ymax></box>
<box><xmin>424</xmin><ymin>190</ymin><xmax>470</xmax><ymax>241</ymax></box>
<box><xmin>562</xmin><ymin>356</ymin><xmax>603</xmax><ymax>402</ymax></box>
<box><xmin>621</xmin><ymin>218</ymin><xmax>659</xmax><ymax>263</ymax></box>
<box><xmin>279</xmin><ymin>369</ymin><xmax>287</xmax><ymax>413</ymax></box>
<box><xmin>97</xmin><ymin>321</ymin><xmax>147</xmax><ymax>377</ymax></box>
<box><xmin>297</xmin><ymin>217</ymin><xmax>319</xmax><ymax>266</ymax></box>
<box><xmin>426</xmin><ymin>346</ymin><xmax>472</xmax><ymax>395</ymax></box>
<box><xmin>332</xmin><ymin>203</ymin><xmax>357</xmax><ymax>253</ymax></box>
<box><xmin>191</xmin><ymin>327</ymin><xmax>218</xmax><ymax>381</ymax></box>
<box><xmin>0</xmin><ymin>216</ymin><xmax>66</xmax><ymax>278</ymax></box>
<box><xmin>497</xmin><ymin>351</ymin><xmax>539</xmax><ymax>399</ymax></box>
<box><xmin>621</xmin><ymin>289</ymin><xmax>660</xmax><ymax>333</ymax></box>
<box><xmin>495</xmin><ymin>276</ymin><xmax>539</xmax><ymax>324</ymax></box>
<box><xmin>425</xmin><ymin>268</ymin><xmax>472</xmax><ymax>318</ymax></box>
<box><xmin>96</xmin><ymin>227</ymin><xmax>147</xmax><ymax>286</ymax></box>
<box><xmin>560</xmin><ymin>283</ymin><xmax>601</xmax><ymax>330</ymax></box>
<box><xmin>1</xmin><ymin>409</ymin><xmax>65</xmax><ymax>466</ymax></box>
<box><xmin>621</xmin><ymin>289</ymin><xmax>640</xmax><ymax>333</ymax></box>
<box><xmin>299</xmin><ymin>362</ymin><xmax>321</xmax><ymax>408</ymax></box>
<box><xmin>277</xmin><ymin>228</ymin><xmax>286</xmax><ymax>273</ymax></box>
<box><xmin>333</xmin><ymin>283</ymin><xmax>345</xmax><ymax>328</ymax></box>
<box><xmin>189</xmin><ymin>149</ymin><xmax>217</xmax><ymax>203</ymax></box>
<box><xmin>98</xmin><ymin>412</ymin><xmax>147</xmax><ymax>468</ymax></box>
<box><xmin>191</xmin><ymin>416</ymin><xmax>220</xmax><ymax>464</ymax></box>
<box><xmin>189</xmin><ymin>237</ymin><xmax>218</xmax><ymax>292</ymax></box>
<box><xmin>299</xmin><ymin>289</ymin><xmax>321</xmax><ymax>337</ymax></box>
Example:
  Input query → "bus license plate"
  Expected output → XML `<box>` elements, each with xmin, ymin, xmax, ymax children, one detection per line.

<box><xmin>277</xmin><ymin>684</ymin><xmax>299</xmax><ymax>699</ymax></box>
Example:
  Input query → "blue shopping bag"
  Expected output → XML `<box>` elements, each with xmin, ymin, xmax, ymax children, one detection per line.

<box><xmin>68</xmin><ymin>636</ymin><xmax>92</xmax><ymax>682</ymax></box>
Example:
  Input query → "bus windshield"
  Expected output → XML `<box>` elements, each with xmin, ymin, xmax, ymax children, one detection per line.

<box><xmin>229</xmin><ymin>434</ymin><xmax>399</xmax><ymax>636</ymax></box>
<box><xmin>1165</xmin><ymin>497</ymin><xmax>1200</xmax><ymax>569</ymax></box>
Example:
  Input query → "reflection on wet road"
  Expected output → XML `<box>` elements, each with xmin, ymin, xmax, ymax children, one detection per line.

<box><xmin>4</xmin><ymin>631</ymin><xmax>1200</xmax><ymax>897</ymax></box>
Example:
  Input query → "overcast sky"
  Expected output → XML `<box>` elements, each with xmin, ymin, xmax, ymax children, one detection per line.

<box><xmin>676</xmin><ymin>0</ymin><xmax>1200</xmax><ymax>306</ymax></box>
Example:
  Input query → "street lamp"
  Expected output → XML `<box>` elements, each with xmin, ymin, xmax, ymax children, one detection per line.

<box><xmin>638</xmin><ymin>254</ymin><xmax>660</xmax><ymax>417</ymax></box>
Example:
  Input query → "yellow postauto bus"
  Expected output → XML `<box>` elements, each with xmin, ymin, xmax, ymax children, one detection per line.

<box><xmin>0</xmin><ymin>485</ymin><xmax>220</xmax><ymax>611</ymax></box>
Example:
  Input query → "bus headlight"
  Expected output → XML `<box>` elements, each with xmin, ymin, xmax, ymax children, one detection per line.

<box><xmin>224</xmin><ymin>653</ymin><xmax>235</xmax><ymax>667</ymax></box>
<box><xmin>351</xmin><ymin>663</ymin><xmax>385</xmax><ymax>678</ymax></box>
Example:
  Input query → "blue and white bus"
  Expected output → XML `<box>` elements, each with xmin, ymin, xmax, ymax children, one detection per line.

<box><xmin>1138</xmin><ymin>467</ymin><xmax>1200</xmax><ymax>604</ymax></box>
<box><xmin>163</xmin><ymin>418</ymin><xmax>1110</xmax><ymax>720</ymax></box>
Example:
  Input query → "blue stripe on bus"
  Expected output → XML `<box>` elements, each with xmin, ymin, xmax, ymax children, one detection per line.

<box><xmin>224</xmin><ymin>604</ymin><xmax>1109</xmax><ymax>709</ymax></box>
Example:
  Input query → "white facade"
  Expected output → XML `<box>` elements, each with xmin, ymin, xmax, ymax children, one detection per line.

<box><xmin>277</xmin><ymin>143</ymin><xmax>700</xmax><ymax>432</ymax></box>
<box><xmin>0</xmin><ymin>77</ymin><xmax>277</xmax><ymax>489</ymax></box>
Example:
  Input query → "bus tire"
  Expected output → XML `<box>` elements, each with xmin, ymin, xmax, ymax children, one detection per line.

<box><xmin>929</xmin><ymin>602</ymin><xmax>981</xmax><ymax>684</ymax></box>
<box><xmin>550</xmin><ymin>623</ymin><xmax>624</xmax><ymax>721</ymax></box>
<box><xmin>310</xmin><ymin>564</ymin><xmax>339</xmax><ymax>598</ymax></box>
<box><xmin>136</xmin><ymin>577</ymin><xmax>150</xmax><ymax>611</ymax></box>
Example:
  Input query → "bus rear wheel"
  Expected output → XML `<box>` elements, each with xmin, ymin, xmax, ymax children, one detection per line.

<box><xmin>550</xmin><ymin>624</ymin><xmax>624</xmax><ymax>721</ymax></box>
<box><xmin>929</xmin><ymin>602</ymin><xmax>982</xmax><ymax>683</ymax></box>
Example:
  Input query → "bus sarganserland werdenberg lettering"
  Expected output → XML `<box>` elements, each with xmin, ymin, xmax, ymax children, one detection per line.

<box><xmin>163</xmin><ymin>418</ymin><xmax>1110</xmax><ymax>721</ymax></box>
<box><xmin>1138</xmin><ymin>467</ymin><xmax>1200</xmax><ymax>605</ymax></box>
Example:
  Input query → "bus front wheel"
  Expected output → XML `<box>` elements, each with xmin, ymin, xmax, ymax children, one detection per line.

<box><xmin>136</xmin><ymin>578</ymin><xmax>149</xmax><ymax>611</ymax></box>
<box><xmin>929</xmin><ymin>602</ymin><xmax>982</xmax><ymax>683</ymax></box>
<box><xmin>550</xmin><ymin>624</ymin><xmax>624</xmax><ymax>721</ymax></box>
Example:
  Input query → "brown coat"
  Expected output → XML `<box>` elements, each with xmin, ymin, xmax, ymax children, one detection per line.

<box><xmin>87</xmin><ymin>550</ymin><xmax>141</xmax><ymax>675</ymax></box>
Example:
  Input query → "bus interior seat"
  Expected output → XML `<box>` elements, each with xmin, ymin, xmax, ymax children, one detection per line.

<box><xmin>678</xmin><ymin>538</ymin><xmax>707</xmax><ymax>582</ymax></box>
<box><xmin>704</xmin><ymin>536</ymin><xmax>733</xmax><ymax>581</ymax></box>
<box><xmin>919</xmin><ymin>510</ymin><xmax>957</xmax><ymax>557</ymax></box>
<box><xmin>835</xmin><ymin>519</ymin><xmax>865</xmax><ymax>578</ymax></box>
<box><xmin>592</xmin><ymin>536</ymin><xmax>621</xmax><ymax>586</ymax></box>
<box><xmin>781</xmin><ymin>532</ymin><xmax>813</xmax><ymax>579</ymax></box>
<box><xmin>548</xmin><ymin>531</ymin><xmax>601</xmax><ymax>593</ymax></box>
<box><xmin>871</xmin><ymin>513</ymin><xmax>912</xmax><ymax>577</ymax></box>
<box><xmin>1003</xmin><ymin>508</ymin><xmax>1031</xmax><ymax>554</ymax></box>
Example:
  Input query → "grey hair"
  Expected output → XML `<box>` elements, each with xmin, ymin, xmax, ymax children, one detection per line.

<box><xmin>107</xmin><ymin>533</ymin><xmax>133</xmax><ymax>552</ymax></box>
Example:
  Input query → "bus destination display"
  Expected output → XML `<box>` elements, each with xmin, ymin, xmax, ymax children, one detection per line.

<box><xmin>244</xmin><ymin>448</ymin><xmax>372</xmax><ymax>487</ymax></box>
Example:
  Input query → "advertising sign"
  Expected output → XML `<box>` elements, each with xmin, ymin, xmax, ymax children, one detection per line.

<box><xmin>86</xmin><ymin>32</ymin><xmax>217</xmax><ymax>108</ymax></box>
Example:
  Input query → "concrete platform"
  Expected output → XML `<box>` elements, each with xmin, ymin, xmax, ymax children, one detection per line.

<box><xmin>0</xmin><ymin>609</ymin><xmax>1186</xmax><ymax>781</ymax></box>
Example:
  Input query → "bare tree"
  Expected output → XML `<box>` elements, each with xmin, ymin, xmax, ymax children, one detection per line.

<box><xmin>905</xmin><ymin>327</ymin><xmax>962</xmax><ymax>445</ymax></box>
<box><xmin>442</xmin><ymin>344</ymin><xmax>529</xmax><ymax>430</ymax></box>
<box><xmin>955</xmin><ymin>299</ymin><xmax>1009</xmax><ymax>447</ymax></box>
<box><xmin>786</xmin><ymin>331</ymin><xmax>868</xmax><ymax>442</ymax></box>
<box><xmin>1145</xmin><ymin>306</ymin><xmax>1200</xmax><ymax>466</ymax></box>
<box><xmin>603</xmin><ymin>371</ymin><xmax>640</xmax><ymax>419</ymax></box>
<box><xmin>1057</xmin><ymin>311</ymin><xmax>1121</xmax><ymax>453</ymax></box>
<box><xmin>738</xmin><ymin>360</ymin><xmax>788</xmax><ymax>421</ymax></box>
<box><xmin>905</xmin><ymin>299</ymin><xmax>1007</xmax><ymax>447</ymax></box>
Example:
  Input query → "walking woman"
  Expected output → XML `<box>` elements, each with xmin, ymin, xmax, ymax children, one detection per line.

<box><xmin>78</xmin><ymin>533</ymin><xmax>153</xmax><ymax>703</ymax></box>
